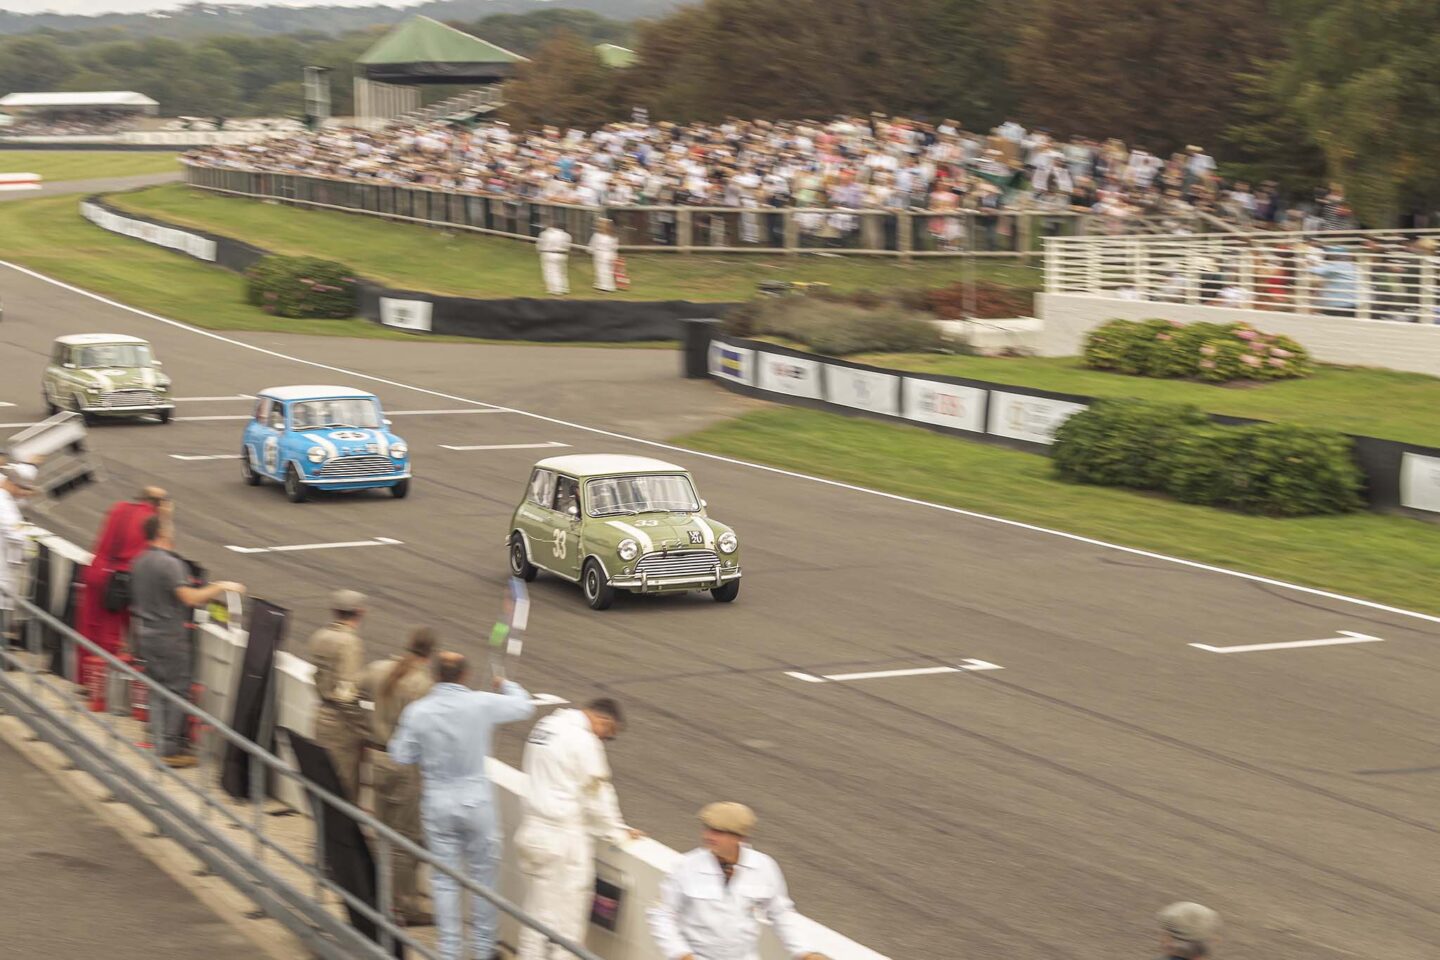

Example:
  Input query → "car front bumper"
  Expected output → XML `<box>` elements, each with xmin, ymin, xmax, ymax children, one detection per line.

<box><xmin>301</xmin><ymin>471</ymin><xmax>410</xmax><ymax>489</ymax></box>
<box><xmin>80</xmin><ymin>402</ymin><xmax>175</xmax><ymax>414</ymax></box>
<box><xmin>609</xmin><ymin>566</ymin><xmax>742</xmax><ymax>592</ymax></box>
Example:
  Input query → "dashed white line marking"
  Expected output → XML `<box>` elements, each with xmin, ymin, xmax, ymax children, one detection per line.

<box><xmin>0</xmin><ymin>401</ymin><xmax>14</xmax><ymax>408</ymax></box>
<box><xmin>7</xmin><ymin>257</ymin><xmax>1439</xmax><ymax>629</ymax></box>
<box><xmin>440</xmin><ymin>441</ymin><xmax>571</xmax><ymax>451</ymax></box>
<box><xmin>1190</xmin><ymin>631</ymin><xmax>1383</xmax><ymax>655</ymax></box>
<box><xmin>226</xmin><ymin>536</ymin><xmax>403</xmax><ymax>555</ymax></box>
<box><xmin>787</xmin><ymin>659</ymin><xmax>1003</xmax><ymax>683</ymax></box>
<box><xmin>169</xmin><ymin>453</ymin><xmax>242</xmax><ymax>461</ymax></box>
<box><xmin>175</xmin><ymin>395</ymin><xmax>253</xmax><ymax>402</ymax></box>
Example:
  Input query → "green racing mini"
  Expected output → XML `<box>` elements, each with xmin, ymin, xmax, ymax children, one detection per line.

<box><xmin>42</xmin><ymin>334</ymin><xmax>174</xmax><ymax>424</ymax></box>
<box><xmin>508</xmin><ymin>454</ymin><xmax>741</xmax><ymax>610</ymax></box>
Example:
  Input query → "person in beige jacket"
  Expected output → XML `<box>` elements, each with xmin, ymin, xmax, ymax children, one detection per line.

<box><xmin>308</xmin><ymin>589</ymin><xmax>370</xmax><ymax>800</ymax></box>
<box><xmin>360</xmin><ymin>626</ymin><xmax>438</xmax><ymax>926</ymax></box>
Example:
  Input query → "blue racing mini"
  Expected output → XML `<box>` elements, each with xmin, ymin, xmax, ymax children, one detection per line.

<box><xmin>240</xmin><ymin>385</ymin><xmax>410</xmax><ymax>502</ymax></box>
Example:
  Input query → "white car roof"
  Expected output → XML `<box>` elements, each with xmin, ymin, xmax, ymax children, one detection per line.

<box><xmin>535</xmin><ymin>454</ymin><xmax>687</xmax><ymax>477</ymax></box>
<box><xmin>55</xmin><ymin>333</ymin><xmax>150</xmax><ymax>346</ymax></box>
<box><xmin>257</xmin><ymin>385</ymin><xmax>377</xmax><ymax>401</ymax></box>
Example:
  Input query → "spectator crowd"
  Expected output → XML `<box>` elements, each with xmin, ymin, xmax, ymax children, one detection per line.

<box><xmin>0</xmin><ymin>109</ymin><xmax>141</xmax><ymax>137</ymax></box>
<box><xmin>184</xmin><ymin>113</ymin><xmax>1353</xmax><ymax>240</ymax></box>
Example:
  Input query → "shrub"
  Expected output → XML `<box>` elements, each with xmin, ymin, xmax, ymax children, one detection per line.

<box><xmin>1053</xmin><ymin>398</ymin><xmax>1362</xmax><ymax>516</ymax></box>
<box><xmin>1083</xmin><ymin>318</ymin><xmax>1312</xmax><ymax>383</ymax></box>
<box><xmin>1052</xmin><ymin>399</ymin><xmax>1209</xmax><ymax>489</ymax></box>
<box><xmin>723</xmin><ymin>296</ymin><xmax>945</xmax><ymax>355</ymax></box>
<box><xmin>245</xmin><ymin>255</ymin><xmax>358</xmax><ymax>319</ymax></box>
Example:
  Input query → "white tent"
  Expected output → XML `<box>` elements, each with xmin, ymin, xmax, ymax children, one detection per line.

<box><xmin>0</xmin><ymin>91</ymin><xmax>159</xmax><ymax>115</ymax></box>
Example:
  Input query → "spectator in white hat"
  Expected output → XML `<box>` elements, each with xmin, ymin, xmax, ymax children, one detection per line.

<box><xmin>1157</xmin><ymin>901</ymin><xmax>1220</xmax><ymax>958</ymax></box>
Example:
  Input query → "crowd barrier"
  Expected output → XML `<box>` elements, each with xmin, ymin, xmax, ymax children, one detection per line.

<box><xmin>693</xmin><ymin>327</ymin><xmax>1440</xmax><ymax>520</ymax></box>
<box><xmin>11</xmin><ymin>525</ymin><xmax>889</xmax><ymax>960</ymax></box>
<box><xmin>80</xmin><ymin>195</ymin><xmax>733</xmax><ymax>342</ymax></box>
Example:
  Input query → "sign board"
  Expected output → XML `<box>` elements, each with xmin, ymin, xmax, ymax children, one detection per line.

<box><xmin>756</xmin><ymin>352</ymin><xmax>822</xmax><ymax>399</ymax></box>
<box><xmin>1400</xmin><ymin>452</ymin><xmax>1440</xmax><ymax>514</ymax></box>
<box><xmin>707</xmin><ymin>342</ymin><xmax>754</xmax><ymax>385</ymax></box>
<box><xmin>80</xmin><ymin>201</ymin><xmax>217</xmax><ymax>262</ymax></box>
<box><xmin>986</xmin><ymin>390</ymin><xmax>1087</xmax><ymax>445</ymax></box>
<box><xmin>902</xmin><ymin>378</ymin><xmax>987</xmax><ymax>434</ymax></box>
<box><xmin>824</xmin><ymin>365</ymin><xmax>900</xmax><ymax>416</ymax></box>
<box><xmin>378</xmin><ymin>297</ymin><xmax>433</xmax><ymax>332</ymax></box>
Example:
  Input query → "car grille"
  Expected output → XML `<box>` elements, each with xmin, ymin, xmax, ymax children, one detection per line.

<box><xmin>316</xmin><ymin>455</ymin><xmax>396</xmax><ymax>478</ymax></box>
<box><xmin>96</xmin><ymin>390</ymin><xmax>160</xmax><ymax>408</ymax></box>
<box><xmin>635</xmin><ymin>550</ymin><xmax>719</xmax><ymax>579</ymax></box>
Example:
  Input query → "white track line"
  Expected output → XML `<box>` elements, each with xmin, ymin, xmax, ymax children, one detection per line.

<box><xmin>6</xmin><ymin>258</ymin><xmax>1439</xmax><ymax>628</ymax></box>
<box><xmin>175</xmin><ymin>395</ymin><xmax>253</xmax><ymax>402</ymax></box>
<box><xmin>227</xmin><ymin>536</ymin><xmax>402</xmax><ymax>555</ymax></box>
<box><xmin>440</xmin><ymin>442</ymin><xmax>570</xmax><ymax>451</ymax></box>
<box><xmin>1190</xmin><ymin>631</ymin><xmax>1383</xmax><ymax>655</ymax></box>
<box><xmin>0</xmin><ymin>408</ymin><xmax>509</xmax><ymax>429</ymax></box>
<box><xmin>170</xmin><ymin>453</ymin><xmax>242</xmax><ymax>461</ymax></box>
<box><xmin>788</xmin><ymin>659</ymin><xmax>1003</xmax><ymax>683</ymax></box>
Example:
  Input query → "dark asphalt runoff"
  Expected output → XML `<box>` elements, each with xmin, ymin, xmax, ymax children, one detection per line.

<box><xmin>0</xmin><ymin>737</ymin><xmax>258</xmax><ymax>960</ymax></box>
<box><xmin>1</xmin><ymin>261</ymin><xmax>1437</xmax><ymax>960</ymax></box>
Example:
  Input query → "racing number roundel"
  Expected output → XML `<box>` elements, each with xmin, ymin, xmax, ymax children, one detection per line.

<box><xmin>263</xmin><ymin>436</ymin><xmax>279</xmax><ymax>473</ymax></box>
<box><xmin>551</xmin><ymin>527</ymin><xmax>567</xmax><ymax>559</ymax></box>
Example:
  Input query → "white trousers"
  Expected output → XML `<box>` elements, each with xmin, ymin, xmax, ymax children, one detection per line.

<box><xmin>515</xmin><ymin>818</ymin><xmax>594</xmax><ymax>960</ymax></box>
<box><xmin>592</xmin><ymin>254</ymin><xmax>616</xmax><ymax>292</ymax></box>
<box><xmin>541</xmin><ymin>253</ymin><xmax>570</xmax><ymax>295</ymax></box>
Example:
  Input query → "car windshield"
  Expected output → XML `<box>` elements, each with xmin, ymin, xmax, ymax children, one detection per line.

<box><xmin>586</xmin><ymin>475</ymin><xmax>700</xmax><ymax>516</ymax></box>
<box><xmin>290</xmin><ymin>398</ymin><xmax>382</xmax><ymax>429</ymax></box>
<box><xmin>76</xmin><ymin>344</ymin><xmax>152</xmax><ymax>368</ymax></box>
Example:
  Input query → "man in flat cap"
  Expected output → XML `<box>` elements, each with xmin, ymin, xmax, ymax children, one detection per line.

<box><xmin>648</xmin><ymin>802</ymin><xmax>827</xmax><ymax>960</ymax></box>
<box><xmin>308</xmin><ymin>588</ymin><xmax>371</xmax><ymax>800</ymax></box>
<box><xmin>1157</xmin><ymin>901</ymin><xmax>1220</xmax><ymax>959</ymax></box>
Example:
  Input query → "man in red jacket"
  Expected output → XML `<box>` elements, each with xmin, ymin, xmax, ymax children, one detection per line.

<box><xmin>76</xmin><ymin>487</ymin><xmax>167</xmax><ymax>704</ymax></box>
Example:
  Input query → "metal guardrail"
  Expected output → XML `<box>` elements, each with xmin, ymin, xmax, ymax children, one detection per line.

<box><xmin>0</xmin><ymin>578</ymin><xmax>601</xmax><ymax>960</ymax></box>
<box><xmin>1043</xmin><ymin>229</ymin><xmax>1440</xmax><ymax>322</ymax></box>
<box><xmin>178</xmin><ymin>162</ymin><xmax>1205</xmax><ymax>260</ymax></box>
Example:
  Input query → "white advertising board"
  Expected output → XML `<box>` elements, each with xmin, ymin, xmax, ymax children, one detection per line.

<box><xmin>81</xmin><ymin>201</ymin><xmax>218</xmax><ymax>262</ymax></box>
<box><xmin>986</xmin><ymin>390</ymin><xmax>1087</xmax><ymax>445</ymax></box>
<box><xmin>757</xmin><ymin>352</ymin><xmax>823</xmax><ymax>399</ymax></box>
<box><xmin>708</xmin><ymin>342</ymin><xmax>754</xmax><ymax>385</ymax></box>
<box><xmin>901</xmin><ymin>378</ymin><xmax>987</xmax><ymax>434</ymax></box>
<box><xmin>379</xmin><ymin>297</ymin><xmax>434</xmax><ymax>332</ymax></box>
<box><xmin>1400</xmin><ymin>452</ymin><xmax>1440</xmax><ymax>514</ymax></box>
<box><xmin>825</xmin><ymin>365</ymin><xmax>900</xmax><ymax>416</ymax></box>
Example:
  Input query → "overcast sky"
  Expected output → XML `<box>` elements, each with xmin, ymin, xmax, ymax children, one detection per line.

<box><xmin>3</xmin><ymin>0</ymin><xmax>412</xmax><ymax>14</ymax></box>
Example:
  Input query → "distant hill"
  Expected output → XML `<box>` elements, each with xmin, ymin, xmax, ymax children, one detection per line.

<box><xmin>0</xmin><ymin>0</ymin><xmax>688</xmax><ymax>38</ymax></box>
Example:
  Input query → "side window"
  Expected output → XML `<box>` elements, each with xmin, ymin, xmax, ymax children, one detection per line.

<box><xmin>267</xmin><ymin>402</ymin><xmax>286</xmax><ymax>430</ymax></box>
<box><xmin>52</xmin><ymin>344</ymin><xmax>66</xmax><ymax>365</ymax></box>
<box><xmin>68</xmin><ymin>347</ymin><xmax>83</xmax><ymax>367</ymax></box>
<box><xmin>553</xmin><ymin>476</ymin><xmax>580</xmax><ymax>517</ymax></box>
<box><xmin>528</xmin><ymin>469</ymin><xmax>556</xmax><ymax>507</ymax></box>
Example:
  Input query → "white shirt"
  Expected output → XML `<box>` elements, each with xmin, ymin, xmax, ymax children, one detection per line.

<box><xmin>589</xmin><ymin>233</ymin><xmax>620</xmax><ymax>259</ymax></box>
<box><xmin>648</xmin><ymin>845</ymin><xmax>812</xmax><ymax>960</ymax></box>
<box><xmin>520</xmin><ymin>708</ymin><xmax>626</xmax><ymax>839</ymax></box>
<box><xmin>0</xmin><ymin>488</ymin><xmax>27</xmax><ymax>608</ymax></box>
<box><xmin>537</xmin><ymin>227</ymin><xmax>572</xmax><ymax>255</ymax></box>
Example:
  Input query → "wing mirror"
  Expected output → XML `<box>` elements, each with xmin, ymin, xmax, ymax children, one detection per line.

<box><xmin>275</xmin><ymin>423</ymin><xmax>287</xmax><ymax>432</ymax></box>
<box><xmin>566</xmin><ymin>504</ymin><xmax>580</xmax><ymax>520</ymax></box>
<box><xmin>153</xmin><ymin>360</ymin><xmax>164</xmax><ymax>368</ymax></box>
<box><xmin>62</xmin><ymin>362</ymin><xmax>75</xmax><ymax>369</ymax></box>
<box><xmin>383</xmin><ymin>418</ymin><xmax>392</xmax><ymax>426</ymax></box>
<box><xmin>700</xmin><ymin>499</ymin><xmax>708</xmax><ymax>508</ymax></box>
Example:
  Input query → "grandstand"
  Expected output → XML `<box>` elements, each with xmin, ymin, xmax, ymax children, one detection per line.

<box><xmin>0</xmin><ymin>91</ymin><xmax>158</xmax><ymax>138</ymax></box>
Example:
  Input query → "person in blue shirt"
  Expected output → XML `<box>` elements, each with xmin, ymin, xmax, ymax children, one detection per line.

<box><xmin>1309</xmin><ymin>247</ymin><xmax>1360</xmax><ymax>317</ymax></box>
<box><xmin>389</xmin><ymin>652</ymin><xmax>535</xmax><ymax>960</ymax></box>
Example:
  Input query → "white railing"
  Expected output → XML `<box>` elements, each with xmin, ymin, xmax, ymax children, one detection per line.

<box><xmin>1044</xmin><ymin>229</ymin><xmax>1440</xmax><ymax>323</ymax></box>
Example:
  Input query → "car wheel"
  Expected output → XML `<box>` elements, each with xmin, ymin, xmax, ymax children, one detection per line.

<box><xmin>509</xmin><ymin>534</ymin><xmax>537</xmax><ymax>582</ymax></box>
<box><xmin>157</xmin><ymin>408</ymin><xmax>173</xmax><ymax>424</ymax></box>
<box><xmin>284</xmin><ymin>463</ymin><xmax>308</xmax><ymax>503</ymax></box>
<box><xmin>74</xmin><ymin>394</ymin><xmax>95</xmax><ymax>426</ymax></box>
<box><xmin>582</xmin><ymin>559</ymin><xmax>614</xmax><ymax>611</ymax></box>
<box><xmin>42</xmin><ymin>388</ymin><xmax>57</xmax><ymax>417</ymax></box>
<box><xmin>240</xmin><ymin>448</ymin><xmax>261</xmax><ymax>486</ymax></box>
<box><xmin>390</xmin><ymin>479</ymin><xmax>410</xmax><ymax>499</ymax></box>
<box><xmin>711</xmin><ymin>580</ymin><xmax>741</xmax><ymax>603</ymax></box>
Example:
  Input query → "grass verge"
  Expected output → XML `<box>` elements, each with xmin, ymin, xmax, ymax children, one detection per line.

<box><xmin>679</xmin><ymin>407</ymin><xmax>1440</xmax><ymax>616</ymax></box>
<box><xmin>110</xmin><ymin>184</ymin><xmax>1041</xmax><ymax>302</ymax></box>
<box><xmin>0</xmin><ymin>194</ymin><xmax>670</xmax><ymax>346</ymax></box>
<box><xmin>843</xmin><ymin>352</ymin><xmax>1440</xmax><ymax>448</ymax></box>
<box><xmin>0</xmin><ymin>150</ymin><xmax>179</xmax><ymax>181</ymax></box>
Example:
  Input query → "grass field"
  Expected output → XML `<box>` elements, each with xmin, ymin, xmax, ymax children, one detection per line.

<box><xmin>111</xmin><ymin>184</ymin><xmax>1041</xmax><ymax>302</ymax></box>
<box><xmin>680</xmin><ymin>407</ymin><xmax>1440</xmax><ymax>616</ymax></box>
<box><xmin>0</xmin><ymin>151</ymin><xmax>179</xmax><ymax>182</ymax></box>
<box><xmin>844</xmin><ymin>352</ymin><xmax>1440</xmax><ymax>447</ymax></box>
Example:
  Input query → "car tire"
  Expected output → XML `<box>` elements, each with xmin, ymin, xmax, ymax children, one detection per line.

<box><xmin>509</xmin><ymin>534</ymin><xmax>537</xmax><ymax>582</ymax></box>
<box><xmin>582</xmin><ymin>559</ymin><xmax>614</xmax><ymax>611</ymax></box>
<box><xmin>241</xmin><ymin>448</ymin><xmax>261</xmax><ymax>486</ymax></box>
<box><xmin>390</xmin><ymin>479</ymin><xmax>410</xmax><ymax>499</ymax></box>
<box><xmin>43</xmin><ymin>388</ymin><xmax>57</xmax><ymax>417</ymax></box>
<box><xmin>157</xmin><ymin>408</ymin><xmax>173</xmax><ymax>424</ymax></box>
<box><xmin>74</xmin><ymin>394</ymin><xmax>95</xmax><ymax>426</ymax></box>
<box><xmin>711</xmin><ymin>580</ymin><xmax>741</xmax><ymax>603</ymax></box>
<box><xmin>284</xmin><ymin>463</ymin><xmax>308</xmax><ymax>503</ymax></box>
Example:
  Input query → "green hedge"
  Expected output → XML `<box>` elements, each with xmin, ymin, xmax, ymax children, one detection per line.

<box><xmin>1083</xmin><ymin>319</ymin><xmax>1312</xmax><ymax>382</ymax></box>
<box><xmin>723</xmin><ymin>296</ymin><xmax>945</xmax><ymax>355</ymax></box>
<box><xmin>245</xmin><ymin>255</ymin><xmax>358</xmax><ymax>319</ymax></box>
<box><xmin>1054</xmin><ymin>399</ymin><xmax>1363</xmax><ymax>516</ymax></box>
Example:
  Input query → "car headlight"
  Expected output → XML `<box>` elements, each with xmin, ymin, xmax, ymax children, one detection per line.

<box><xmin>307</xmin><ymin>446</ymin><xmax>326</xmax><ymax>464</ymax></box>
<box><xmin>617</xmin><ymin>538</ymin><xmax>639</xmax><ymax>561</ymax></box>
<box><xmin>718</xmin><ymin>531</ymin><xmax>738</xmax><ymax>554</ymax></box>
<box><xmin>391</xmin><ymin>442</ymin><xmax>408</xmax><ymax>459</ymax></box>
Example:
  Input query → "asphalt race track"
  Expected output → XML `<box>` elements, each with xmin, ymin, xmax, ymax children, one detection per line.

<box><xmin>2</xmin><ymin>261</ymin><xmax>1438</xmax><ymax>959</ymax></box>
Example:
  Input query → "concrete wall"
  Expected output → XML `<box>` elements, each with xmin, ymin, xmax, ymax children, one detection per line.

<box><xmin>1038</xmin><ymin>293</ymin><xmax>1440</xmax><ymax>376</ymax></box>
